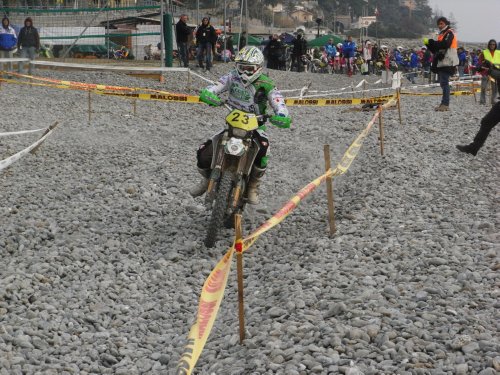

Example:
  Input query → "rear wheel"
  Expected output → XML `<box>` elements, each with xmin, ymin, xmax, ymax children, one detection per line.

<box><xmin>205</xmin><ymin>173</ymin><xmax>234</xmax><ymax>248</ymax></box>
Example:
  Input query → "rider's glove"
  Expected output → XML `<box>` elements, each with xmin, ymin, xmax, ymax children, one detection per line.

<box><xmin>423</xmin><ymin>38</ymin><xmax>429</xmax><ymax>46</ymax></box>
<box><xmin>199</xmin><ymin>88</ymin><xmax>222</xmax><ymax>106</ymax></box>
<box><xmin>270</xmin><ymin>114</ymin><xmax>292</xmax><ymax>129</ymax></box>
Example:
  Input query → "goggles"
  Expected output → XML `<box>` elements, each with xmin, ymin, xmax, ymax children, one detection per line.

<box><xmin>237</xmin><ymin>63</ymin><xmax>259</xmax><ymax>75</ymax></box>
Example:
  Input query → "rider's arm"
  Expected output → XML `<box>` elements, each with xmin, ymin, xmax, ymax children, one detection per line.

<box><xmin>268</xmin><ymin>88</ymin><xmax>291</xmax><ymax>128</ymax></box>
<box><xmin>206</xmin><ymin>71</ymin><xmax>233</xmax><ymax>95</ymax></box>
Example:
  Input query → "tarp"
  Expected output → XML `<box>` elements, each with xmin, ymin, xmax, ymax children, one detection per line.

<box><xmin>280</xmin><ymin>32</ymin><xmax>295</xmax><ymax>44</ymax></box>
<box><xmin>230</xmin><ymin>33</ymin><xmax>263</xmax><ymax>47</ymax></box>
<box><xmin>308</xmin><ymin>34</ymin><xmax>343</xmax><ymax>48</ymax></box>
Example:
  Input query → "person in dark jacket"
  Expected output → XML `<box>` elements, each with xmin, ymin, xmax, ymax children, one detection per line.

<box><xmin>176</xmin><ymin>14</ymin><xmax>191</xmax><ymax>67</ymax></box>
<box><xmin>195</xmin><ymin>17</ymin><xmax>217</xmax><ymax>71</ymax></box>
<box><xmin>264</xmin><ymin>34</ymin><xmax>282</xmax><ymax>70</ymax></box>
<box><xmin>424</xmin><ymin>17</ymin><xmax>459</xmax><ymax>111</ymax></box>
<box><xmin>456</xmin><ymin>100</ymin><xmax>500</xmax><ymax>156</ymax></box>
<box><xmin>17</xmin><ymin>17</ymin><xmax>40</xmax><ymax>75</ymax></box>
<box><xmin>292</xmin><ymin>32</ymin><xmax>307</xmax><ymax>72</ymax></box>
<box><xmin>0</xmin><ymin>16</ymin><xmax>17</xmax><ymax>73</ymax></box>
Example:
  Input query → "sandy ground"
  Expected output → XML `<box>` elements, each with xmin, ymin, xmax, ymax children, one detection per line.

<box><xmin>0</xmin><ymin>63</ymin><xmax>498</xmax><ymax>375</ymax></box>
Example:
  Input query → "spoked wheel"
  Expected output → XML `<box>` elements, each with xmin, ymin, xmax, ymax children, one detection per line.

<box><xmin>205</xmin><ymin>173</ymin><xmax>234</xmax><ymax>248</ymax></box>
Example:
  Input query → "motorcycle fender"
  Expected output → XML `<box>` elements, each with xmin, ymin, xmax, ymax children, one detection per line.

<box><xmin>210</xmin><ymin>132</ymin><xmax>226</xmax><ymax>170</ymax></box>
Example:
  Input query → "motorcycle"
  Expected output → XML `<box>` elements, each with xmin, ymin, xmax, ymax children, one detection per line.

<box><xmin>204</xmin><ymin>105</ymin><xmax>270</xmax><ymax>248</ymax></box>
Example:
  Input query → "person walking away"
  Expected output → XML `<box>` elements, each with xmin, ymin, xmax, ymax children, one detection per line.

<box><xmin>421</xmin><ymin>46</ymin><xmax>432</xmax><ymax>81</ymax></box>
<box><xmin>264</xmin><ymin>34</ymin><xmax>282</xmax><ymax>70</ymax></box>
<box><xmin>478</xmin><ymin>39</ymin><xmax>500</xmax><ymax>105</ymax></box>
<box><xmin>17</xmin><ymin>17</ymin><xmax>39</xmax><ymax>75</ymax></box>
<box><xmin>423</xmin><ymin>17</ymin><xmax>459</xmax><ymax>112</ymax></box>
<box><xmin>408</xmin><ymin>48</ymin><xmax>419</xmax><ymax>84</ymax></box>
<box><xmin>324</xmin><ymin>38</ymin><xmax>336</xmax><ymax>62</ymax></box>
<box><xmin>456</xmin><ymin>100</ymin><xmax>500</xmax><ymax>155</ymax></box>
<box><xmin>457</xmin><ymin>47</ymin><xmax>466</xmax><ymax>77</ymax></box>
<box><xmin>292</xmin><ymin>32</ymin><xmax>308</xmax><ymax>72</ymax></box>
<box><xmin>176</xmin><ymin>14</ymin><xmax>191</xmax><ymax>68</ymax></box>
<box><xmin>362</xmin><ymin>40</ymin><xmax>372</xmax><ymax>75</ymax></box>
<box><xmin>0</xmin><ymin>16</ymin><xmax>17</xmax><ymax>74</ymax></box>
<box><xmin>342</xmin><ymin>36</ymin><xmax>356</xmax><ymax>76</ymax></box>
<box><xmin>195</xmin><ymin>17</ymin><xmax>217</xmax><ymax>71</ymax></box>
<box><xmin>191</xmin><ymin>46</ymin><xmax>291</xmax><ymax>204</ymax></box>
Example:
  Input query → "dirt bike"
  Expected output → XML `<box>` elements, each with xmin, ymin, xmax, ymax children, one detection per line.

<box><xmin>204</xmin><ymin>105</ymin><xmax>271</xmax><ymax>248</ymax></box>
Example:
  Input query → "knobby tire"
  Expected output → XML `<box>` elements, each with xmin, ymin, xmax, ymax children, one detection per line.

<box><xmin>205</xmin><ymin>173</ymin><xmax>233</xmax><ymax>248</ymax></box>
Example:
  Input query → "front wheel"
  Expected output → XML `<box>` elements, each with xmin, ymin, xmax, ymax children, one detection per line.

<box><xmin>205</xmin><ymin>172</ymin><xmax>234</xmax><ymax>247</ymax></box>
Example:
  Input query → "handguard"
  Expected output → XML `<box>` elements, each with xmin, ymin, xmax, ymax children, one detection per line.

<box><xmin>270</xmin><ymin>114</ymin><xmax>292</xmax><ymax>129</ymax></box>
<box><xmin>199</xmin><ymin>88</ymin><xmax>222</xmax><ymax>106</ymax></box>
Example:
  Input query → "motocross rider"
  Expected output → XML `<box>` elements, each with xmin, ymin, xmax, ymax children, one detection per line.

<box><xmin>190</xmin><ymin>46</ymin><xmax>292</xmax><ymax>204</ymax></box>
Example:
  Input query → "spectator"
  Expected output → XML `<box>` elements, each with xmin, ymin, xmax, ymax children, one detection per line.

<box><xmin>0</xmin><ymin>16</ymin><xmax>17</xmax><ymax>74</ymax></box>
<box><xmin>408</xmin><ymin>48</ymin><xmax>419</xmax><ymax>84</ymax></box>
<box><xmin>342</xmin><ymin>36</ymin><xmax>356</xmax><ymax>76</ymax></box>
<box><xmin>456</xmin><ymin>101</ymin><xmax>500</xmax><ymax>155</ymax></box>
<box><xmin>424</xmin><ymin>16</ymin><xmax>459</xmax><ymax>111</ymax></box>
<box><xmin>195</xmin><ymin>17</ymin><xmax>217</xmax><ymax>71</ymax></box>
<box><xmin>362</xmin><ymin>40</ymin><xmax>372</xmax><ymax>75</ymax></box>
<box><xmin>324</xmin><ymin>38</ymin><xmax>336</xmax><ymax>60</ymax></box>
<box><xmin>370</xmin><ymin>43</ymin><xmax>378</xmax><ymax>74</ymax></box>
<box><xmin>264</xmin><ymin>34</ymin><xmax>282</xmax><ymax>70</ymax></box>
<box><xmin>17</xmin><ymin>17</ymin><xmax>39</xmax><ymax>75</ymax></box>
<box><xmin>292</xmin><ymin>32</ymin><xmax>307</xmax><ymax>72</ymax></box>
<box><xmin>457</xmin><ymin>47</ymin><xmax>467</xmax><ymax>77</ymax></box>
<box><xmin>478</xmin><ymin>39</ymin><xmax>499</xmax><ymax>105</ymax></box>
<box><xmin>421</xmin><ymin>46</ymin><xmax>432</xmax><ymax>79</ymax></box>
<box><xmin>176</xmin><ymin>14</ymin><xmax>191</xmax><ymax>68</ymax></box>
<box><xmin>238</xmin><ymin>31</ymin><xmax>247</xmax><ymax>50</ymax></box>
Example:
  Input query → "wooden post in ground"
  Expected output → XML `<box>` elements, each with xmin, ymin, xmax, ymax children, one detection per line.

<box><xmin>396</xmin><ymin>88</ymin><xmax>402</xmax><ymax>125</ymax></box>
<box><xmin>323</xmin><ymin>145</ymin><xmax>336</xmax><ymax>236</ymax></box>
<box><xmin>133</xmin><ymin>99</ymin><xmax>137</xmax><ymax>116</ymax></box>
<box><xmin>378</xmin><ymin>108</ymin><xmax>385</xmax><ymax>156</ymax></box>
<box><xmin>234</xmin><ymin>214</ymin><xmax>246</xmax><ymax>343</ymax></box>
<box><xmin>30</xmin><ymin>122</ymin><xmax>59</xmax><ymax>155</ymax></box>
<box><xmin>88</xmin><ymin>90</ymin><xmax>91</xmax><ymax>124</ymax></box>
<box><xmin>363</xmin><ymin>80</ymin><xmax>366</xmax><ymax>97</ymax></box>
<box><xmin>187</xmin><ymin>70</ymin><xmax>191</xmax><ymax>92</ymax></box>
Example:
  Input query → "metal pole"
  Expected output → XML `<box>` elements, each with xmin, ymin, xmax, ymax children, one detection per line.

<box><xmin>196</xmin><ymin>0</ymin><xmax>199</xmax><ymax>26</ymax></box>
<box><xmin>160</xmin><ymin>0</ymin><xmax>165</xmax><ymax>81</ymax></box>
<box><xmin>223</xmin><ymin>0</ymin><xmax>227</xmax><ymax>62</ymax></box>
<box><xmin>245</xmin><ymin>0</ymin><xmax>248</xmax><ymax>35</ymax></box>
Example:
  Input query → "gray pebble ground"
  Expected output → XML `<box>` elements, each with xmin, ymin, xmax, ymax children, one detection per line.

<box><xmin>0</xmin><ymin>63</ymin><xmax>498</xmax><ymax>375</ymax></box>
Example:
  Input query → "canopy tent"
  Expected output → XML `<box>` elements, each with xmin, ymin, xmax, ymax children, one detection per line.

<box><xmin>307</xmin><ymin>34</ymin><xmax>343</xmax><ymax>48</ymax></box>
<box><xmin>230</xmin><ymin>33</ymin><xmax>263</xmax><ymax>47</ymax></box>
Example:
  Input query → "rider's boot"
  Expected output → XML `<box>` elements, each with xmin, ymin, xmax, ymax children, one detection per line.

<box><xmin>247</xmin><ymin>166</ymin><xmax>266</xmax><ymax>205</ymax></box>
<box><xmin>189</xmin><ymin>168</ymin><xmax>210</xmax><ymax>197</ymax></box>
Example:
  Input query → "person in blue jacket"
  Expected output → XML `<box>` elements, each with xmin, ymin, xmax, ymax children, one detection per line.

<box><xmin>324</xmin><ymin>39</ymin><xmax>337</xmax><ymax>60</ymax></box>
<box><xmin>0</xmin><ymin>16</ymin><xmax>18</xmax><ymax>73</ymax></box>
<box><xmin>408</xmin><ymin>48</ymin><xmax>420</xmax><ymax>84</ymax></box>
<box><xmin>342</xmin><ymin>36</ymin><xmax>356</xmax><ymax>76</ymax></box>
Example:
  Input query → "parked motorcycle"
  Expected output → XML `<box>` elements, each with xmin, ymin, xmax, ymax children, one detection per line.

<box><xmin>204</xmin><ymin>105</ymin><xmax>271</xmax><ymax>248</ymax></box>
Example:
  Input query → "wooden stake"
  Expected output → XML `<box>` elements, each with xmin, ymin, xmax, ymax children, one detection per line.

<box><xmin>234</xmin><ymin>214</ymin><xmax>245</xmax><ymax>343</ymax></box>
<box><xmin>30</xmin><ymin>122</ymin><xmax>59</xmax><ymax>155</ymax></box>
<box><xmin>363</xmin><ymin>80</ymin><xmax>366</xmax><ymax>97</ymax></box>
<box><xmin>187</xmin><ymin>70</ymin><xmax>191</xmax><ymax>92</ymax></box>
<box><xmin>378</xmin><ymin>108</ymin><xmax>384</xmax><ymax>156</ymax></box>
<box><xmin>323</xmin><ymin>145</ymin><xmax>336</xmax><ymax>236</ymax></box>
<box><xmin>396</xmin><ymin>88</ymin><xmax>402</xmax><ymax>125</ymax></box>
<box><xmin>88</xmin><ymin>90</ymin><xmax>91</xmax><ymax>124</ymax></box>
<box><xmin>133</xmin><ymin>99</ymin><xmax>137</xmax><ymax>116</ymax></box>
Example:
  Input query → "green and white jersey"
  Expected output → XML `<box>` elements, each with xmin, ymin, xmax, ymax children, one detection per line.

<box><xmin>207</xmin><ymin>70</ymin><xmax>289</xmax><ymax>117</ymax></box>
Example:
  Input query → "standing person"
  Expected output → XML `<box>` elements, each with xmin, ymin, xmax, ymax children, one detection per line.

<box><xmin>264</xmin><ymin>34</ymin><xmax>282</xmax><ymax>70</ymax></box>
<box><xmin>176</xmin><ymin>14</ymin><xmax>191</xmax><ymax>68</ymax></box>
<box><xmin>421</xmin><ymin>46</ymin><xmax>432</xmax><ymax>80</ymax></box>
<box><xmin>191</xmin><ymin>46</ymin><xmax>291</xmax><ymax>204</ymax></box>
<box><xmin>456</xmin><ymin>101</ymin><xmax>500</xmax><ymax>156</ymax></box>
<box><xmin>17</xmin><ymin>17</ymin><xmax>40</xmax><ymax>75</ymax></box>
<box><xmin>292</xmin><ymin>32</ymin><xmax>307</xmax><ymax>72</ymax></box>
<box><xmin>370</xmin><ymin>43</ymin><xmax>379</xmax><ymax>74</ymax></box>
<box><xmin>0</xmin><ymin>16</ymin><xmax>17</xmax><ymax>74</ymax></box>
<box><xmin>423</xmin><ymin>16</ymin><xmax>458</xmax><ymax>112</ymax></box>
<box><xmin>362</xmin><ymin>40</ymin><xmax>372</xmax><ymax>75</ymax></box>
<box><xmin>457</xmin><ymin>47</ymin><xmax>466</xmax><ymax>77</ymax></box>
<box><xmin>478</xmin><ymin>39</ymin><xmax>499</xmax><ymax>105</ymax></box>
<box><xmin>195</xmin><ymin>17</ymin><xmax>217</xmax><ymax>71</ymax></box>
<box><xmin>342</xmin><ymin>36</ymin><xmax>356</xmax><ymax>76</ymax></box>
<box><xmin>238</xmin><ymin>31</ymin><xmax>247</xmax><ymax>51</ymax></box>
<box><xmin>324</xmin><ymin>38</ymin><xmax>336</xmax><ymax>61</ymax></box>
<box><xmin>408</xmin><ymin>48</ymin><xmax>419</xmax><ymax>84</ymax></box>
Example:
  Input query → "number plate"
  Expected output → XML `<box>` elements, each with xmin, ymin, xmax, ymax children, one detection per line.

<box><xmin>225</xmin><ymin>109</ymin><xmax>259</xmax><ymax>131</ymax></box>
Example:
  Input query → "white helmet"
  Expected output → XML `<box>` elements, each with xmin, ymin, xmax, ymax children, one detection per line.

<box><xmin>234</xmin><ymin>46</ymin><xmax>264</xmax><ymax>85</ymax></box>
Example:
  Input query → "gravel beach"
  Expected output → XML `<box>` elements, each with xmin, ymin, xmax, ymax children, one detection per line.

<box><xmin>0</xmin><ymin>64</ymin><xmax>498</xmax><ymax>375</ymax></box>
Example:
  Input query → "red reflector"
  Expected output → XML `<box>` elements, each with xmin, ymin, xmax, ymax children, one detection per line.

<box><xmin>235</xmin><ymin>242</ymin><xmax>243</xmax><ymax>252</ymax></box>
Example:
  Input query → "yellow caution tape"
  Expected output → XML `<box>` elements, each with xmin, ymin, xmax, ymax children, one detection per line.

<box><xmin>97</xmin><ymin>90</ymin><xmax>201</xmax><ymax>103</ymax></box>
<box><xmin>401</xmin><ymin>90</ymin><xmax>475</xmax><ymax>96</ymax></box>
<box><xmin>285</xmin><ymin>94</ymin><xmax>395</xmax><ymax>106</ymax></box>
<box><xmin>177</xmin><ymin>246</ymin><xmax>235</xmax><ymax>375</ymax></box>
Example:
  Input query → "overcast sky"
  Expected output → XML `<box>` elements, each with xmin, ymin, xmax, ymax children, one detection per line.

<box><xmin>427</xmin><ymin>0</ymin><xmax>499</xmax><ymax>43</ymax></box>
